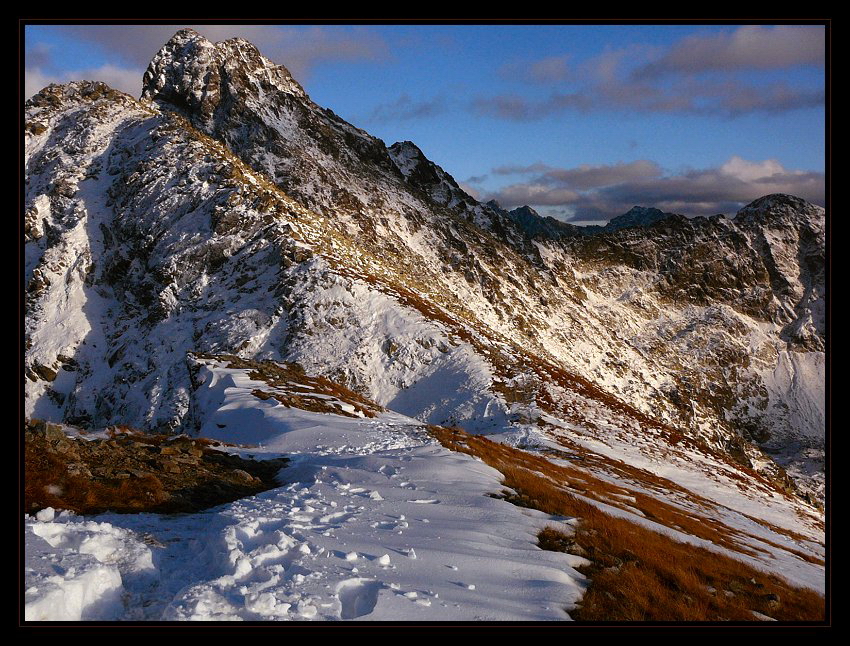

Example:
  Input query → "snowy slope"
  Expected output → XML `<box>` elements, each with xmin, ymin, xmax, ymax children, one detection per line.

<box><xmin>26</xmin><ymin>359</ymin><xmax>587</xmax><ymax>621</ymax></box>
<box><xmin>23</xmin><ymin>30</ymin><xmax>826</xmax><ymax>623</ymax></box>
<box><xmin>24</xmin><ymin>356</ymin><xmax>824</xmax><ymax>621</ymax></box>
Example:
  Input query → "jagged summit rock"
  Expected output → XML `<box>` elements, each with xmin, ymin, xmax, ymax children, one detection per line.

<box><xmin>142</xmin><ymin>29</ymin><xmax>407</xmax><ymax>223</ymax></box>
<box><xmin>142</xmin><ymin>28</ymin><xmax>306</xmax><ymax>126</ymax></box>
<box><xmin>511</xmin><ymin>205</ymin><xmax>541</xmax><ymax>219</ymax></box>
<box><xmin>506</xmin><ymin>205</ymin><xmax>583</xmax><ymax>239</ymax></box>
<box><xmin>735</xmin><ymin>193</ymin><xmax>825</xmax><ymax>228</ymax></box>
<box><xmin>503</xmin><ymin>203</ymin><xmax>678</xmax><ymax>239</ymax></box>
<box><xmin>606</xmin><ymin>205</ymin><xmax>674</xmax><ymax>231</ymax></box>
<box><xmin>27</xmin><ymin>80</ymin><xmax>135</xmax><ymax>112</ymax></box>
<box><xmin>387</xmin><ymin>140</ymin><xmax>483</xmax><ymax>214</ymax></box>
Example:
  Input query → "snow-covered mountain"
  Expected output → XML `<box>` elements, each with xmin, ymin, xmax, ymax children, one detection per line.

<box><xmin>23</xmin><ymin>29</ymin><xmax>826</xmax><ymax>622</ymax></box>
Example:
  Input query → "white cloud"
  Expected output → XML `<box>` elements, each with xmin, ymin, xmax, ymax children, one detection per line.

<box><xmin>26</xmin><ymin>64</ymin><xmax>142</xmax><ymax>100</ymax></box>
<box><xmin>24</xmin><ymin>67</ymin><xmax>54</xmax><ymax>100</ymax></box>
<box><xmin>484</xmin><ymin>155</ymin><xmax>823</xmax><ymax>220</ymax></box>
<box><xmin>720</xmin><ymin>155</ymin><xmax>788</xmax><ymax>182</ymax></box>
<box><xmin>475</xmin><ymin>26</ymin><xmax>824</xmax><ymax>120</ymax></box>
<box><xmin>635</xmin><ymin>25</ymin><xmax>825</xmax><ymax>79</ymax></box>
<box><xmin>487</xmin><ymin>183</ymin><xmax>580</xmax><ymax>207</ymax></box>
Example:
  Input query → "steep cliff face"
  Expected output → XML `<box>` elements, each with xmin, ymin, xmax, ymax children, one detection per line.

<box><xmin>25</xmin><ymin>81</ymin><xmax>302</xmax><ymax>431</ymax></box>
<box><xmin>24</xmin><ymin>31</ymin><xmax>825</xmax><ymax>503</ymax></box>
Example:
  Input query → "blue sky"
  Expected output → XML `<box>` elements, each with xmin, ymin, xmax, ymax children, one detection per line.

<box><xmin>24</xmin><ymin>22</ymin><xmax>827</xmax><ymax>223</ymax></box>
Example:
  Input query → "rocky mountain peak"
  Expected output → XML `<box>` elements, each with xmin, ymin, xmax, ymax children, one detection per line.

<box><xmin>605</xmin><ymin>205</ymin><xmax>674</xmax><ymax>231</ymax></box>
<box><xmin>141</xmin><ymin>28</ymin><xmax>306</xmax><ymax>125</ymax></box>
<box><xmin>26</xmin><ymin>81</ymin><xmax>134</xmax><ymax>113</ymax></box>
<box><xmin>387</xmin><ymin>140</ymin><xmax>431</xmax><ymax>179</ymax></box>
<box><xmin>505</xmin><ymin>205</ymin><xmax>583</xmax><ymax>240</ymax></box>
<box><xmin>735</xmin><ymin>193</ymin><xmax>825</xmax><ymax>231</ymax></box>
<box><xmin>217</xmin><ymin>36</ymin><xmax>263</xmax><ymax>58</ymax></box>
<box><xmin>510</xmin><ymin>205</ymin><xmax>541</xmax><ymax>220</ymax></box>
<box><xmin>388</xmin><ymin>140</ymin><xmax>464</xmax><ymax>196</ymax></box>
<box><xmin>389</xmin><ymin>139</ymin><xmax>423</xmax><ymax>157</ymax></box>
<box><xmin>384</xmin><ymin>139</ymin><xmax>509</xmax><ymax>231</ymax></box>
<box><xmin>166</xmin><ymin>27</ymin><xmax>203</xmax><ymax>43</ymax></box>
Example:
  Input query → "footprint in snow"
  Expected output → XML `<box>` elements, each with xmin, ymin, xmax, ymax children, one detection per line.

<box><xmin>336</xmin><ymin>578</ymin><xmax>383</xmax><ymax>620</ymax></box>
<box><xmin>318</xmin><ymin>511</ymin><xmax>352</xmax><ymax>525</ymax></box>
<box><xmin>369</xmin><ymin>521</ymin><xmax>398</xmax><ymax>531</ymax></box>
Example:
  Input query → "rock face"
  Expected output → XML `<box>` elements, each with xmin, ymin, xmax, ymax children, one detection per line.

<box><xmin>142</xmin><ymin>28</ymin><xmax>399</xmax><ymax>222</ymax></box>
<box><xmin>142</xmin><ymin>28</ymin><xmax>306</xmax><ymax>119</ymax></box>
<box><xmin>24</xmin><ymin>30</ymin><xmax>825</xmax><ymax>503</ymax></box>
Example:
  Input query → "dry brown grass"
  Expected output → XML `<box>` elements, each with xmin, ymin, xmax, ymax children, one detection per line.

<box><xmin>25</xmin><ymin>422</ymin><xmax>288</xmax><ymax>515</ymax></box>
<box><xmin>428</xmin><ymin>425</ymin><xmax>824</xmax><ymax>622</ymax></box>
<box><xmin>540</xmin><ymin>437</ymin><xmax>824</xmax><ymax>566</ymax></box>
<box><xmin>433</xmin><ymin>427</ymin><xmax>755</xmax><ymax>559</ymax></box>
<box><xmin>25</xmin><ymin>441</ymin><xmax>169</xmax><ymax>514</ymax></box>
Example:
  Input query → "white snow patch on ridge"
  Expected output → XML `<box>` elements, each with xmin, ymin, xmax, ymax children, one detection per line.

<box><xmin>282</xmin><ymin>259</ymin><xmax>509</xmax><ymax>432</ymax></box>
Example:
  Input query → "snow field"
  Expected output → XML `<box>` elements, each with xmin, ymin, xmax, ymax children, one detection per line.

<box><xmin>24</xmin><ymin>361</ymin><xmax>587</xmax><ymax>621</ymax></box>
<box><xmin>25</xmin><ymin>511</ymin><xmax>155</xmax><ymax>621</ymax></box>
<box><xmin>162</xmin><ymin>445</ymin><xmax>586</xmax><ymax>621</ymax></box>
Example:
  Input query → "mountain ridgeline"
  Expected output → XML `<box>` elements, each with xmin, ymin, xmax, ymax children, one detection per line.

<box><xmin>25</xmin><ymin>29</ymin><xmax>825</xmax><ymax>504</ymax></box>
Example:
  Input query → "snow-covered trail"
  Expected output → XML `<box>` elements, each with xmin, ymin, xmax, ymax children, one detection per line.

<box><xmin>162</xmin><ymin>440</ymin><xmax>585</xmax><ymax>621</ymax></box>
<box><xmin>25</xmin><ymin>363</ymin><xmax>588</xmax><ymax>622</ymax></box>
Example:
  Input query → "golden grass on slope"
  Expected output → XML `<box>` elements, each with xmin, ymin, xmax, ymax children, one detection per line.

<box><xmin>539</xmin><ymin>436</ymin><xmax>824</xmax><ymax>566</ymax></box>
<box><xmin>428</xmin><ymin>426</ymin><xmax>824</xmax><ymax>622</ymax></box>
<box><xmin>25</xmin><ymin>440</ymin><xmax>169</xmax><ymax>514</ymax></box>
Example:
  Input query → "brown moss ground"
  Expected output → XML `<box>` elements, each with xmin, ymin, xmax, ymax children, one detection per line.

<box><xmin>25</xmin><ymin>420</ymin><xmax>288</xmax><ymax>515</ymax></box>
<box><xmin>538</xmin><ymin>435</ymin><xmax>824</xmax><ymax>565</ymax></box>
<box><xmin>428</xmin><ymin>425</ymin><xmax>824</xmax><ymax>622</ymax></box>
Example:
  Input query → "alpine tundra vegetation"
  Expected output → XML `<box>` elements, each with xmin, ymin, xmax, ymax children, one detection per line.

<box><xmin>23</xmin><ymin>28</ymin><xmax>826</xmax><ymax>623</ymax></box>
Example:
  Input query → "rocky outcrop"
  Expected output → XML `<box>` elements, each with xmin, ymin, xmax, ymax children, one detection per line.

<box><xmin>142</xmin><ymin>28</ymin><xmax>306</xmax><ymax>121</ymax></box>
<box><xmin>142</xmin><ymin>29</ymin><xmax>399</xmax><ymax>219</ymax></box>
<box><xmin>25</xmin><ymin>419</ymin><xmax>288</xmax><ymax>514</ymax></box>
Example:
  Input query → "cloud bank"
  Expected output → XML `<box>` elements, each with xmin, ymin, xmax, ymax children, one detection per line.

<box><xmin>475</xmin><ymin>25</ymin><xmax>825</xmax><ymax>120</ymax></box>
<box><xmin>484</xmin><ymin>155</ymin><xmax>824</xmax><ymax>221</ymax></box>
<box><xmin>633</xmin><ymin>25</ymin><xmax>825</xmax><ymax>79</ymax></box>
